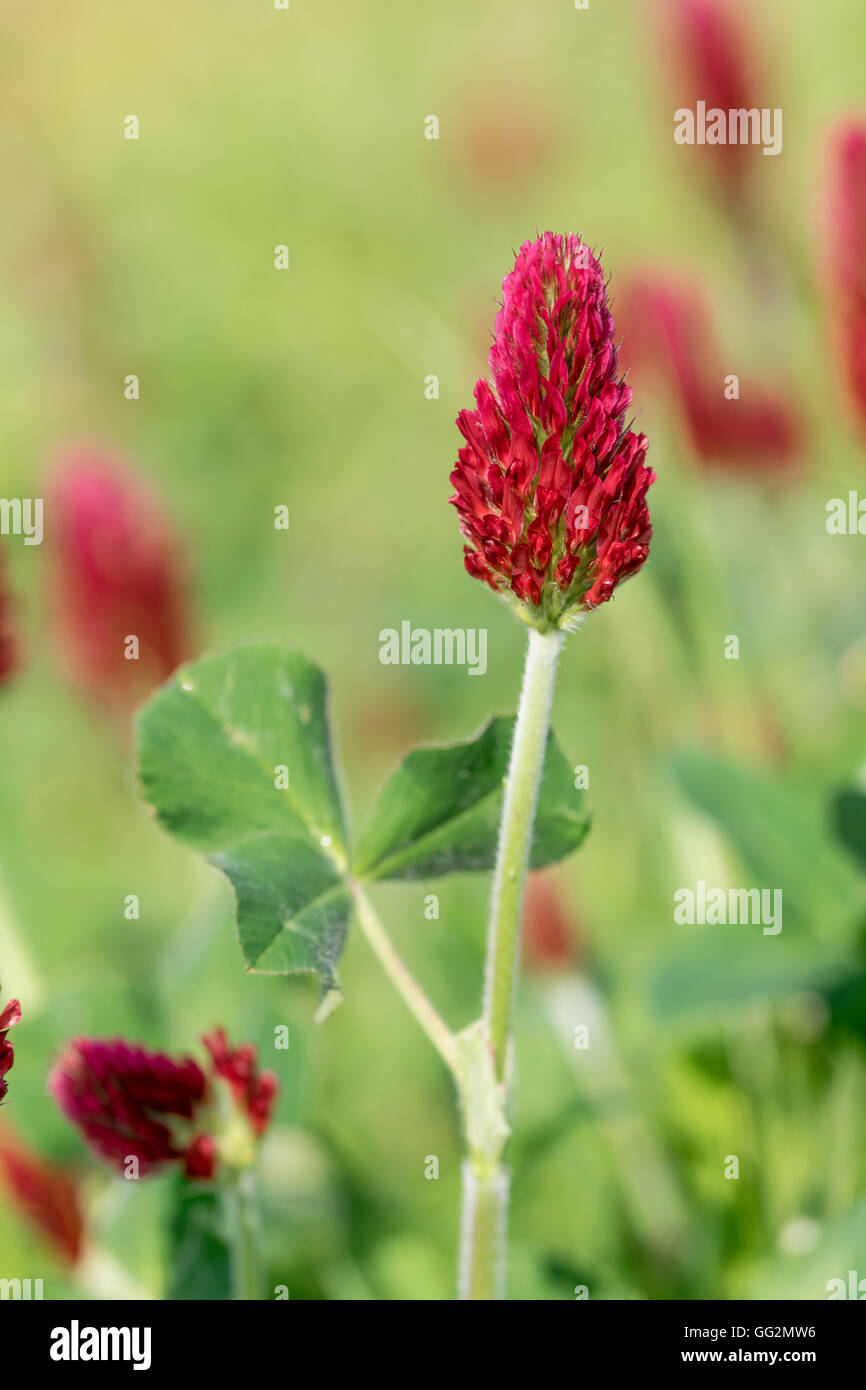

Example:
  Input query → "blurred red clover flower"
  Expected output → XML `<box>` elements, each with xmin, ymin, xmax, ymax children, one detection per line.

<box><xmin>49</xmin><ymin>452</ymin><xmax>192</xmax><ymax>709</ymax></box>
<box><xmin>824</xmin><ymin>121</ymin><xmax>866</xmax><ymax>445</ymax></box>
<box><xmin>523</xmin><ymin>874</ymin><xmax>581</xmax><ymax>973</ymax></box>
<box><xmin>620</xmin><ymin>274</ymin><xmax>801</xmax><ymax>472</ymax></box>
<box><xmin>450</xmin><ymin>233</ymin><xmax>654</xmax><ymax>626</ymax></box>
<box><xmin>0</xmin><ymin>549</ymin><xmax>18</xmax><ymax>687</ymax></box>
<box><xmin>665</xmin><ymin>0</ymin><xmax>763</xmax><ymax>210</ymax></box>
<box><xmin>0</xmin><ymin>1122</ymin><xmax>84</xmax><ymax>1264</ymax></box>
<box><xmin>0</xmin><ymin>995</ymin><xmax>21</xmax><ymax>1102</ymax></box>
<box><xmin>50</xmin><ymin>1028</ymin><xmax>276</xmax><ymax>1181</ymax></box>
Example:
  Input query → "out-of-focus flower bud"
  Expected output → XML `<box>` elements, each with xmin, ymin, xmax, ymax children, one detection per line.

<box><xmin>0</xmin><ymin>1122</ymin><xmax>84</xmax><ymax>1264</ymax></box>
<box><xmin>665</xmin><ymin>0</ymin><xmax>765</xmax><ymax>213</ymax></box>
<box><xmin>621</xmin><ymin>274</ymin><xmax>801</xmax><ymax>472</ymax></box>
<box><xmin>523</xmin><ymin>874</ymin><xmax>582</xmax><ymax>973</ymax></box>
<box><xmin>0</xmin><ymin>548</ymin><xmax>19</xmax><ymax>687</ymax></box>
<box><xmin>824</xmin><ymin>121</ymin><xmax>866</xmax><ymax>445</ymax></box>
<box><xmin>48</xmin><ymin>452</ymin><xmax>192</xmax><ymax>710</ymax></box>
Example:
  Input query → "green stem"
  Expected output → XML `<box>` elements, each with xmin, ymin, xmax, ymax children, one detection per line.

<box><xmin>351</xmin><ymin>881</ymin><xmax>458</xmax><ymax>1074</ymax></box>
<box><xmin>483</xmin><ymin>627</ymin><xmax>564</xmax><ymax>1077</ymax></box>
<box><xmin>229</xmin><ymin>1169</ymin><xmax>262</xmax><ymax>1300</ymax></box>
<box><xmin>352</xmin><ymin>629</ymin><xmax>564</xmax><ymax>1302</ymax></box>
<box><xmin>458</xmin><ymin>1162</ymin><xmax>510</xmax><ymax>1300</ymax></box>
<box><xmin>459</xmin><ymin>626</ymin><xmax>564</xmax><ymax>1301</ymax></box>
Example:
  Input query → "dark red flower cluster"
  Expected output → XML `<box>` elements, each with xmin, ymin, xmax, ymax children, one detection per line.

<box><xmin>0</xmin><ymin>1122</ymin><xmax>84</xmax><ymax>1265</ymax></box>
<box><xmin>450</xmin><ymin>233</ymin><xmax>654</xmax><ymax>623</ymax></box>
<box><xmin>0</xmin><ymin>996</ymin><xmax>21</xmax><ymax>1102</ymax></box>
<box><xmin>621</xmin><ymin>275</ymin><xmax>801</xmax><ymax>472</ymax></box>
<box><xmin>825</xmin><ymin>121</ymin><xmax>866</xmax><ymax>444</ymax></box>
<box><xmin>49</xmin><ymin>1038</ymin><xmax>208</xmax><ymax>1178</ymax></box>
<box><xmin>49</xmin><ymin>453</ymin><xmax>192</xmax><ymax>708</ymax></box>
<box><xmin>50</xmin><ymin>1028</ymin><xmax>277</xmax><ymax>1181</ymax></box>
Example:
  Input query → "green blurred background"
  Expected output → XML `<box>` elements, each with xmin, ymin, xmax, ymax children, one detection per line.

<box><xmin>1</xmin><ymin>0</ymin><xmax>866</xmax><ymax>1299</ymax></box>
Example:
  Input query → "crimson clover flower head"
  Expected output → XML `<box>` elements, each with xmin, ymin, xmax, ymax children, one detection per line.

<box><xmin>50</xmin><ymin>1028</ymin><xmax>277</xmax><ymax>1181</ymax></box>
<box><xmin>49</xmin><ymin>1038</ymin><xmax>208</xmax><ymax>1178</ymax></box>
<box><xmin>450</xmin><ymin>233</ymin><xmax>655</xmax><ymax>630</ymax></box>
<box><xmin>0</xmin><ymin>996</ymin><xmax>21</xmax><ymax>1103</ymax></box>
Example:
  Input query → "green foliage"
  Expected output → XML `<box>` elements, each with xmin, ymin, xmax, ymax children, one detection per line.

<box><xmin>672</xmin><ymin>752</ymin><xmax>863</xmax><ymax>936</ymax></box>
<box><xmin>166</xmin><ymin>1177</ymin><xmax>232</xmax><ymax>1301</ymax></box>
<box><xmin>137</xmin><ymin>645</ymin><xmax>589</xmax><ymax>995</ymax></box>
<box><xmin>833</xmin><ymin>787</ymin><xmax>866</xmax><ymax>874</ymax></box>
<box><xmin>6</xmin><ymin>0</ymin><xmax>866</xmax><ymax>1304</ymax></box>
<box><xmin>137</xmin><ymin>646</ymin><xmax>352</xmax><ymax>990</ymax></box>
<box><xmin>353</xmin><ymin>715</ymin><xmax>590</xmax><ymax>880</ymax></box>
<box><xmin>136</xmin><ymin>645</ymin><xmax>348</xmax><ymax>858</ymax></box>
<box><xmin>651</xmin><ymin>754</ymin><xmax>866</xmax><ymax>1020</ymax></box>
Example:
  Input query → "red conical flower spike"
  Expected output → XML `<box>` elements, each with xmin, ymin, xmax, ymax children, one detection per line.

<box><xmin>450</xmin><ymin>234</ymin><xmax>654</xmax><ymax>627</ymax></box>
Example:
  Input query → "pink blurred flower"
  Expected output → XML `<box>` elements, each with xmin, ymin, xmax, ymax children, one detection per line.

<box><xmin>50</xmin><ymin>1028</ymin><xmax>277</xmax><ymax>1181</ymax></box>
<box><xmin>0</xmin><ymin>548</ymin><xmax>18</xmax><ymax>687</ymax></box>
<box><xmin>620</xmin><ymin>274</ymin><xmax>801</xmax><ymax>472</ymax></box>
<box><xmin>48</xmin><ymin>453</ymin><xmax>192</xmax><ymax>708</ymax></box>
<box><xmin>0</xmin><ymin>1122</ymin><xmax>84</xmax><ymax>1265</ymax></box>
<box><xmin>664</xmin><ymin>0</ymin><xmax>765</xmax><ymax>211</ymax></box>
<box><xmin>824</xmin><ymin>121</ymin><xmax>866</xmax><ymax>444</ymax></box>
<box><xmin>523</xmin><ymin>874</ymin><xmax>581</xmax><ymax>973</ymax></box>
<box><xmin>0</xmin><ymin>995</ymin><xmax>21</xmax><ymax>1103</ymax></box>
<box><xmin>451</xmin><ymin>233</ymin><xmax>654</xmax><ymax>622</ymax></box>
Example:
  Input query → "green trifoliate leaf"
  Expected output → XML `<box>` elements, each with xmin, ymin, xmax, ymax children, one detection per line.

<box><xmin>137</xmin><ymin>644</ymin><xmax>348</xmax><ymax>856</ymax></box>
<box><xmin>136</xmin><ymin>645</ymin><xmax>350</xmax><ymax>990</ymax></box>
<box><xmin>352</xmin><ymin>715</ymin><xmax>590</xmax><ymax>881</ymax></box>
<box><xmin>211</xmin><ymin>833</ymin><xmax>349</xmax><ymax>980</ymax></box>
